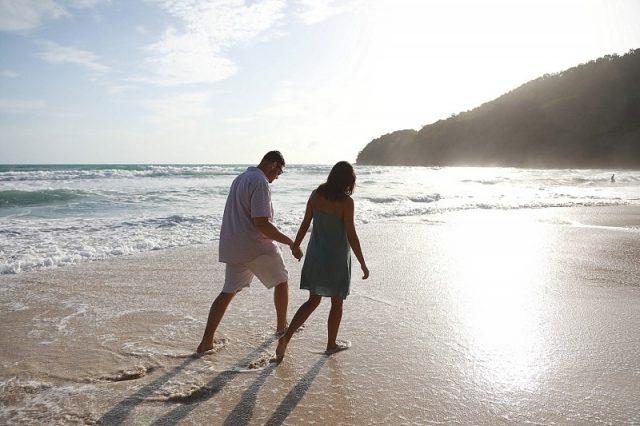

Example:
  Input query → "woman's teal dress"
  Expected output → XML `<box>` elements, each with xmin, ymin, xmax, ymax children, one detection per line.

<box><xmin>300</xmin><ymin>209</ymin><xmax>352</xmax><ymax>299</ymax></box>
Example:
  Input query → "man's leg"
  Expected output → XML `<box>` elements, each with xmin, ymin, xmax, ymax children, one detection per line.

<box><xmin>197</xmin><ymin>291</ymin><xmax>235</xmax><ymax>353</ymax></box>
<box><xmin>273</xmin><ymin>281</ymin><xmax>288</xmax><ymax>334</ymax></box>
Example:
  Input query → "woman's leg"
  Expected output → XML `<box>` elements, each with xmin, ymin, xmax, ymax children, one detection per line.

<box><xmin>326</xmin><ymin>296</ymin><xmax>343</xmax><ymax>351</ymax></box>
<box><xmin>276</xmin><ymin>293</ymin><xmax>321</xmax><ymax>360</ymax></box>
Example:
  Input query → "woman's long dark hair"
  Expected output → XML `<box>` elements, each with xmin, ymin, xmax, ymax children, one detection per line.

<box><xmin>316</xmin><ymin>161</ymin><xmax>356</xmax><ymax>201</ymax></box>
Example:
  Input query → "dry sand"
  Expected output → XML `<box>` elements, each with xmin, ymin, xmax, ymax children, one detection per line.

<box><xmin>1</xmin><ymin>206</ymin><xmax>639</xmax><ymax>425</ymax></box>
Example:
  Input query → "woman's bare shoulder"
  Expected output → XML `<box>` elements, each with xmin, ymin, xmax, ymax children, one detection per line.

<box><xmin>337</xmin><ymin>196</ymin><xmax>353</xmax><ymax>220</ymax></box>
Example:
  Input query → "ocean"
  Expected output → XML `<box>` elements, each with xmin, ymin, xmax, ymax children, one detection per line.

<box><xmin>2</xmin><ymin>165</ymin><xmax>640</xmax><ymax>424</ymax></box>
<box><xmin>1</xmin><ymin>164</ymin><xmax>639</xmax><ymax>274</ymax></box>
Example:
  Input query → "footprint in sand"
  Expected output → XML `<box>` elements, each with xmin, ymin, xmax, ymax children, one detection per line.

<box><xmin>98</xmin><ymin>365</ymin><xmax>157</xmax><ymax>382</ymax></box>
<box><xmin>246</xmin><ymin>352</ymin><xmax>274</xmax><ymax>370</ymax></box>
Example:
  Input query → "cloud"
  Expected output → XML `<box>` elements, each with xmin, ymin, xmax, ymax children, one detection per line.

<box><xmin>141</xmin><ymin>91</ymin><xmax>213</xmax><ymax>129</ymax></box>
<box><xmin>260</xmin><ymin>79</ymin><xmax>351</xmax><ymax>120</ymax></box>
<box><xmin>38</xmin><ymin>41</ymin><xmax>110</xmax><ymax>73</ymax></box>
<box><xmin>0</xmin><ymin>98</ymin><xmax>45</xmax><ymax>113</ymax></box>
<box><xmin>0</xmin><ymin>0</ymin><xmax>107</xmax><ymax>32</ymax></box>
<box><xmin>134</xmin><ymin>25</ymin><xmax>149</xmax><ymax>35</ymax></box>
<box><xmin>1</xmin><ymin>69</ymin><xmax>19</xmax><ymax>78</ymax></box>
<box><xmin>0</xmin><ymin>0</ymin><xmax>68</xmax><ymax>32</ymax></box>
<box><xmin>295</xmin><ymin>0</ymin><xmax>347</xmax><ymax>25</ymax></box>
<box><xmin>145</xmin><ymin>0</ymin><xmax>287</xmax><ymax>85</ymax></box>
<box><xmin>106</xmin><ymin>84</ymin><xmax>138</xmax><ymax>95</ymax></box>
<box><xmin>260</xmin><ymin>81</ymin><xmax>308</xmax><ymax>118</ymax></box>
<box><xmin>146</xmin><ymin>27</ymin><xmax>238</xmax><ymax>85</ymax></box>
<box><xmin>223</xmin><ymin>116</ymin><xmax>254</xmax><ymax>124</ymax></box>
<box><xmin>65</xmin><ymin>0</ymin><xmax>103</xmax><ymax>7</ymax></box>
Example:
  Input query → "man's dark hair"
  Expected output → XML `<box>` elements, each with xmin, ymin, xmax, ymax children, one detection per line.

<box><xmin>261</xmin><ymin>150</ymin><xmax>285</xmax><ymax>166</ymax></box>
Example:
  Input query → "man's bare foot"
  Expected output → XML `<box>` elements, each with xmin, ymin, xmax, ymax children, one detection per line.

<box><xmin>325</xmin><ymin>340</ymin><xmax>351</xmax><ymax>355</ymax></box>
<box><xmin>275</xmin><ymin>336</ymin><xmax>290</xmax><ymax>362</ymax></box>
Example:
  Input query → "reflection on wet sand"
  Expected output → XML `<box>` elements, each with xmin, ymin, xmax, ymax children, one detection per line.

<box><xmin>442</xmin><ymin>213</ymin><xmax>550</xmax><ymax>392</ymax></box>
<box><xmin>1</xmin><ymin>208</ymin><xmax>639</xmax><ymax>424</ymax></box>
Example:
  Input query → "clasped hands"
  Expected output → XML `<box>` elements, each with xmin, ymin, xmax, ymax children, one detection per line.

<box><xmin>290</xmin><ymin>244</ymin><xmax>303</xmax><ymax>261</ymax></box>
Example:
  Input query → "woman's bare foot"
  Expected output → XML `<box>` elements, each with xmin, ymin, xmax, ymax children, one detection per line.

<box><xmin>196</xmin><ymin>338</ymin><xmax>226</xmax><ymax>354</ymax></box>
<box><xmin>325</xmin><ymin>340</ymin><xmax>351</xmax><ymax>354</ymax></box>
<box><xmin>196</xmin><ymin>341</ymin><xmax>214</xmax><ymax>354</ymax></box>
<box><xmin>275</xmin><ymin>336</ymin><xmax>290</xmax><ymax>362</ymax></box>
<box><xmin>275</xmin><ymin>324</ymin><xmax>288</xmax><ymax>338</ymax></box>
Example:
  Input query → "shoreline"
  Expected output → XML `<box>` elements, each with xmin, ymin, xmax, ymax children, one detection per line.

<box><xmin>1</xmin><ymin>205</ymin><xmax>639</xmax><ymax>424</ymax></box>
<box><xmin>2</xmin><ymin>204</ymin><xmax>639</xmax><ymax>278</ymax></box>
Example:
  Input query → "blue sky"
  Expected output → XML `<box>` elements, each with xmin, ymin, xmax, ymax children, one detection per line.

<box><xmin>1</xmin><ymin>0</ymin><xmax>639</xmax><ymax>164</ymax></box>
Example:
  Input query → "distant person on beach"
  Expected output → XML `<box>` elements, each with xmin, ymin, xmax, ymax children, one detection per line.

<box><xmin>197</xmin><ymin>151</ymin><xmax>302</xmax><ymax>353</ymax></box>
<box><xmin>276</xmin><ymin>161</ymin><xmax>369</xmax><ymax>361</ymax></box>
<box><xmin>611</xmin><ymin>174</ymin><xmax>616</xmax><ymax>183</ymax></box>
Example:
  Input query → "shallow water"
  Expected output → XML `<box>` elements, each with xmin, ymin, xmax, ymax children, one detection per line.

<box><xmin>1</xmin><ymin>209</ymin><xmax>639</xmax><ymax>424</ymax></box>
<box><xmin>2</xmin><ymin>164</ymin><xmax>639</xmax><ymax>273</ymax></box>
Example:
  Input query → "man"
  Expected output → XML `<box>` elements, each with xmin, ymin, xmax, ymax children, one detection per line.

<box><xmin>197</xmin><ymin>151</ymin><xmax>302</xmax><ymax>353</ymax></box>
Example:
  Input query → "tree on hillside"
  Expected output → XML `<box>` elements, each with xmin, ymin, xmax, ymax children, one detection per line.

<box><xmin>357</xmin><ymin>49</ymin><xmax>640</xmax><ymax>168</ymax></box>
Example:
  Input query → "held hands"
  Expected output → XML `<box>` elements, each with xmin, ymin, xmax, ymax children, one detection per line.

<box><xmin>290</xmin><ymin>244</ymin><xmax>303</xmax><ymax>261</ymax></box>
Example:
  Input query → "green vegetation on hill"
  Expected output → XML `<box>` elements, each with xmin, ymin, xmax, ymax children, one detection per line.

<box><xmin>356</xmin><ymin>49</ymin><xmax>640</xmax><ymax>168</ymax></box>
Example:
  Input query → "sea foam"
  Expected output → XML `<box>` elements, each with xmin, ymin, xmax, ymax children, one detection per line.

<box><xmin>2</xmin><ymin>164</ymin><xmax>639</xmax><ymax>274</ymax></box>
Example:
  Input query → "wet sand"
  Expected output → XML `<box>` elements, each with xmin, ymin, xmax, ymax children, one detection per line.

<box><xmin>1</xmin><ymin>206</ymin><xmax>639</xmax><ymax>425</ymax></box>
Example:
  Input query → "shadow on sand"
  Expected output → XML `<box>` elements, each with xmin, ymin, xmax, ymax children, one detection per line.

<box><xmin>98</xmin><ymin>338</ymin><xmax>329</xmax><ymax>425</ymax></box>
<box><xmin>97</xmin><ymin>355</ymin><xmax>198</xmax><ymax>425</ymax></box>
<box><xmin>222</xmin><ymin>355</ymin><xmax>330</xmax><ymax>426</ymax></box>
<box><xmin>264</xmin><ymin>355</ymin><xmax>329</xmax><ymax>425</ymax></box>
<box><xmin>97</xmin><ymin>338</ymin><xmax>273</xmax><ymax>425</ymax></box>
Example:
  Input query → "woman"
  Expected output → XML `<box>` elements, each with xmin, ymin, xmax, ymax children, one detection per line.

<box><xmin>276</xmin><ymin>161</ymin><xmax>369</xmax><ymax>361</ymax></box>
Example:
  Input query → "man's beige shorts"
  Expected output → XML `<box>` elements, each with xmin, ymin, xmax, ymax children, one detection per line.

<box><xmin>222</xmin><ymin>253</ymin><xmax>289</xmax><ymax>293</ymax></box>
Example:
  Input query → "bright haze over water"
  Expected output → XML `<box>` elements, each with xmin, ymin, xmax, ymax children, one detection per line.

<box><xmin>1</xmin><ymin>164</ymin><xmax>639</xmax><ymax>274</ymax></box>
<box><xmin>1</xmin><ymin>1</ymin><xmax>639</xmax><ymax>164</ymax></box>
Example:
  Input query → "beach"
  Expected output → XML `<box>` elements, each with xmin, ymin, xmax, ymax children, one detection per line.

<box><xmin>1</xmin><ymin>205</ymin><xmax>639</xmax><ymax>424</ymax></box>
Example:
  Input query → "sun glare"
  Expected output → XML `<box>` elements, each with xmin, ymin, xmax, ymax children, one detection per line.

<box><xmin>351</xmin><ymin>0</ymin><xmax>622</xmax><ymax>131</ymax></box>
<box><xmin>440</xmin><ymin>211</ymin><xmax>552</xmax><ymax>391</ymax></box>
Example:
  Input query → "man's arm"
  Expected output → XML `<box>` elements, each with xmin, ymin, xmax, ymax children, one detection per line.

<box><xmin>252</xmin><ymin>217</ymin><xmax>293</xmax><ymax>245</ymax></box>
<box><xmin>253</xmin><ymin>217</ymin><xmax>302</xmax><ymax>259</ymax></box>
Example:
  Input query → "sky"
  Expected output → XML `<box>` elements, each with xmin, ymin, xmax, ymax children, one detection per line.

<box><xmin>1</xmin><ymin>0</ymin><xmax>639</xmax><ymax>164</ymax></box>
